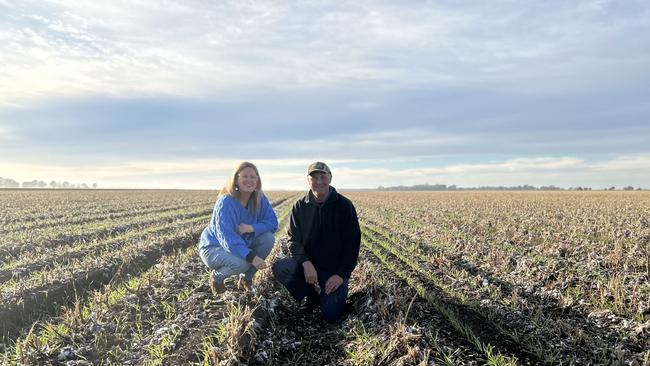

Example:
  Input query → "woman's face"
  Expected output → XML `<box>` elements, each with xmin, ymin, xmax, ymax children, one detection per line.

<box><xmin>237</xmin><ymin>167</ymin><xmax>259</xmax><ymax>193</ymax></box>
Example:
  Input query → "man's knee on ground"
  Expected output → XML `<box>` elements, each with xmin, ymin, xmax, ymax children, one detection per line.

<box><xmin>271</xmin><ymin>257</ymin><xmax>298</xmax><ymax>280</ymax></box>
<box><xmin>320</xmin><ymin>303</ymin><xmax>344</xmax><ymax>322</ymax></box>
<box><xmin>320</xmin><ymin>285</ymin><xmax>347</xmax><ymax>322</ymax></box>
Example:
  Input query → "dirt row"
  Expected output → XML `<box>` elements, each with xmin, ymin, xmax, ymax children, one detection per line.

<box><xmin>0</xmin><ymin>190</ymin><xmax>215</xmax><ymax>226</ymax></box>
<box><xmin>0</xmin><ymin>201</ymin><xmax>209</xmax><ymax>235</ymax></box>
<box><xmin>2</xmin><ymin>193</ymin><xmax>299</xmax><ymax>364</ymax></box>
<box><xmin>0</xmin><ymin>194</ymin><xmax>297</xmax><ymax>347</ymax></box>
<box><xmin>0</xmin><ymin>210</ymin><xmax>211</xmax><ymax>283</ymax></box>
<box><xmin>0</xmin><ymin>204</ymin><xmax>214</xmax><ymax>264</ymax></box>
<box><xmin>359</xmin><ymin>219</ymin><xmax>649</xmax><ymax>364</ymax></box>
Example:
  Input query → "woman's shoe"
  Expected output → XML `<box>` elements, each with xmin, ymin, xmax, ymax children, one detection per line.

<box><xmin>210</xmin><ymin>276</ymin><xmax>226</xmax><ymax>294</ymax></box>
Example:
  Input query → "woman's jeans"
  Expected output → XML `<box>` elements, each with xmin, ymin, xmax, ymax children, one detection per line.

<box><xmin>272</xmin><ymin>257</ymin><xmax>349</xmax><ymax>321</ymax></box>
<box><xmin>199</xmin><ymin>232</ymin><xmax>275</xmax><ymax>284</ymax></box>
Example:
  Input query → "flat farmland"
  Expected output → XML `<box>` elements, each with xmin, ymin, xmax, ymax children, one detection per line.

<box><xmin>1</xmin><ymin>190</ymin><xmax>649</xmax><ymax>365</ymax></box>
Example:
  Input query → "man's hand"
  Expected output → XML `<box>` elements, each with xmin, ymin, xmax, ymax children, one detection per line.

<box><xmin>238</xmin><ymin>223</ymin><xmax>254</xmax><ymax>234</ymax></box>
<box><xmin>251</xmin><ymin>256</ymin><xmax>267</xmax><ymax>270</ymax></box>
<box><xmin>324</xmin><ymin>274</ymin><xmax>343</xmax><ymax>294</ymax></box>
<box><xmin>302</xmin><ymin>261</ymin><xmax>318</xmax><ymax>285</ymax></box>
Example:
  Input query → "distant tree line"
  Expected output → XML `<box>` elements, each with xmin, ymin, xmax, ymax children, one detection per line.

<box><xmin>376</xmin><ymin>183</ymin><xmax>645</xmax><ymax>191</ymax></box>
<box><xmin>0</xmin><ymin>177</ymin><xmax>97</xmax><ymax>189</ymax></box>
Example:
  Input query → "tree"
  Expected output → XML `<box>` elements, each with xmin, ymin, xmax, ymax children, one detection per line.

<box><xmin>623</xmin><ymin>186</ymin><xmax>634</xmax><ymax>191</ymax></box>
<box><xmin>22</xmin><ymin>180</ymin><xmax>41</xmax><ymax>188</ymax></box>
<box><xmin>2</xmin><ymin>178</ymin><xmax>20</xmax><ymax>188</ymax></box>
<box><xmin>92</xmin><ymin>183</ymin><xmax>98</xmax><ymax>189</ymax></box>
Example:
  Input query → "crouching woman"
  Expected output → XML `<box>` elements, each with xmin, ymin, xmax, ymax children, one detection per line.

<box><xmin>199</xmin><ymin>161</ymin><xmax>278</xmax><ymax>293</ymax></box>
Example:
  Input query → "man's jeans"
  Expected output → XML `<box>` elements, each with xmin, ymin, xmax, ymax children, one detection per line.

<box><xmin>199</xmin><ymin>232</ymin><xmax>275</xmax><ymax>284</ymax></box>
<box><xmin>272</xmin><ymin>257</ymin><xmax>349</xmax><ymax>321</ymax></box>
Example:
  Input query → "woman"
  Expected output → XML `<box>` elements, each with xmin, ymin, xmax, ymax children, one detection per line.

<box><xmin>199</xmin><ymin>161</ymin><xmax>278</xmax><ymax>293</ymax></box>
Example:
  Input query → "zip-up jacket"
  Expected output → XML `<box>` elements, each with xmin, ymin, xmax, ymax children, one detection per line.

<box><xmin>287</xmin><ymin>186</ymin><xmax>361</xmax><ymax>279</ymax></box>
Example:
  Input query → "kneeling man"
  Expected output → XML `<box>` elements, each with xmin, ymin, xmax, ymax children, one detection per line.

<box><xmin>272</xmin><ymin>162</ymin><xmax>361</xmax><ymax>321</ymax></box>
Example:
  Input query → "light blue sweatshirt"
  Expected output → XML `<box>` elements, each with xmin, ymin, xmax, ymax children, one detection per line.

<box><xmin>199</xmin><ymin>194</ymin><xmax>278</xmax><ymax>259</ymax></box>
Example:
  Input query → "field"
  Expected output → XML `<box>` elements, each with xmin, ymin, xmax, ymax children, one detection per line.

<box><xmin>1</xmin><ymin>189</ymin><xmax>649</xmax><ymax>365</ymax></box>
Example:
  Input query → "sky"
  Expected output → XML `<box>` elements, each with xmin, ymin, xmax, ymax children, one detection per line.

<box><xmin>1</xmin><ymin>0</ymin><xmax>649</xmax><ymax>190</ymax></box>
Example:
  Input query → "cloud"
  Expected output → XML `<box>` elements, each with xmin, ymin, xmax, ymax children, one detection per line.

<box><xmin>592</xmin><ymin>154</ymin><xmax>650</xmax><ymax>171</ymax></box>
<box><xmin>1</xmin><ymin>1</ymin><xmax>648</xmax><ymax>189</ymax></box>
<box><xmin>2</xmin><ymin>1</ymin><xmax>649</xmax><ymax>105</ymax></box>
<box><xmin>0</xmin><ymin>125</ymin><xmax>13</xmax><ymax>138</ymax></box>
<box><xmin>1</xmin><ymin>86</ymin><xmax>648</xmax><ymax>171</ymax></box>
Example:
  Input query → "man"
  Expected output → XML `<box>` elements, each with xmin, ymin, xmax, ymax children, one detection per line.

<box><xmin>272</xmin><ymin>161</ymin><xmax>361</xmax><ymax>321</ymax></box>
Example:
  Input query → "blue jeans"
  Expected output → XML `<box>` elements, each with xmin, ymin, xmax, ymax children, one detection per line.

<box><xmin>272</xmin><ymin>257</ymin><xmax>349</xmax><ymax>322</ymax></box>
<box><xmin>199</xmin><ymin>232</ymin><xmax>275</xmax><ymax>284</ymax></box>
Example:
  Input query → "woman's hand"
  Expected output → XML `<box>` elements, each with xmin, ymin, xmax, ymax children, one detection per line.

<box><xmin>238</xmin><ymin>223</ymin><xmax>254</xmax><ymax>234</ymax></box>
<box><xmin>251</xmin><ymin>256</ymin><xmax>267</xmax><ymax>270</ymax></box>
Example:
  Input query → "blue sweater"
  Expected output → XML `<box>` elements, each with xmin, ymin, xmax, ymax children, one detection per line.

<box><xmin>199</xmin><ymin>194</ymin><xmax>278</xmax><ymax>259</ymax></box>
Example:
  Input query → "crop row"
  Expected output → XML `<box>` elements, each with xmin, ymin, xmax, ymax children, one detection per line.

<box><xmin>0</xmin><ymin>211</ymin><xmax>209</xmax><ymax>284</ymax></box>
<box><xmin>251</xmin><ymin>234</ymin><xmax>489</xmax><ymax>365</ymax></box>
<box><xmin>361</xmin><ymin>226</ymin><xmax>529</xmax><ymax>364</ymax></box>
<box><xmin>362</xmin><ymin>222</ymin><xmax>645</xmax><ymax>364</ymax></box>
<box><xmin>6</xmin><ymin>245</ymin><xmax>216</xmax><ymax>364</ymax></box>
<box><xmin>345</xmin><ymin>242</ymin><xmax>488</xmax><ymax>365</ymax></box>
<box><xmin>347</xmin><ymin>192</ymin><xmax>650</xmax><ymax>364</ymax></box>
<box><xmin>0</xmin><ymin>200</ymin><xmax>209</xmax><ymax>235</ymax></box>
<box><xmin>0</xmin><ymin>190</ymin><xmax>216</xmax><ymax>225</ymax></box>
<box><xmin>349</xmin><ymin>192</ymin><xmax>650</xmax><ymax>320</ymax></box>
<box><xmin>0</xmin><ymin>216</ymin><xmax>206</xmax><ymax>341</ymax></box>
<box><xmin>5</xmin><ymin>191</ymin><xmax>646</xmax><ymax>364</ymax></box>
<box><xmin>211</xmin><ymin>192</ymin><xmax>487</xmax><ymax>365</ymax></box>
<box><xmin>2</xmin><ymin>193</ymin><xmax>299</xmax><ymax>364</ymax></box>
<box><xmin>0</xmin><ymin>192</ymin><xmax>298</xmax><ymax>344</ymax></box>
<box><xmin>0</xmin><ymin>203</ymin><xmax>214</xmax><ymax>264</ymax></box>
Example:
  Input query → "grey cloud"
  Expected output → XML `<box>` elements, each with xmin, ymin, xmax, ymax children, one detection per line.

<box><xmin>3</xmin><ymin>0</ymin><xmax>650</xmax><ymax>104</ymax></box>
<box><xmin>1</xmin><ymin>0</ymin><xmax>649</xmax><ymax>189</ymax></box>
<box><xmin>2</xmin><ymin>79</ymin><xmax>649</xmax><ymax>165</ymax></box>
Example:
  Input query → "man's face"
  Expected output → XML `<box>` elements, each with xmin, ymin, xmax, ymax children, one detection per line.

<box><xmin>308</xmin><ymin>171</ymin><xmax>331</xmax><ymax>197</ymax></box>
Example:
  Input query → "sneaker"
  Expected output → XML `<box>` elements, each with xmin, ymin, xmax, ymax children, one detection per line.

<box><xmin>210</xmin><ymin>276</ymin><xmax>226</xmax><ymax>294</ymax></box>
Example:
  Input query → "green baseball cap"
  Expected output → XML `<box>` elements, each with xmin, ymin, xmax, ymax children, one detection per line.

<box><xmin>307</xmin><ymin>161</ymin><xmax>331</xmax><ymax>175</ymax></box>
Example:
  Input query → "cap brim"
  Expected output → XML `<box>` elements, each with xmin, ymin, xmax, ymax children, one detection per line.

<box><xmin>308</xmin><ymin>169</ymin><xmax>328</xmax><ymax>175</ymax></box>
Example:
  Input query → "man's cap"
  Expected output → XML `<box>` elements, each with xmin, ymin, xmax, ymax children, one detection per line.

<box><xmin>307</xmin><ymin>161</ymin><xmax>331</xmax><ymax>175</ymax></box>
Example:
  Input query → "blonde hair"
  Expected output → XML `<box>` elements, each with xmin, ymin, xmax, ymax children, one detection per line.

<box><xmin>219</xmin><ymin>161</ymin><xmax>263</xmax><ymax>213</ymax></box>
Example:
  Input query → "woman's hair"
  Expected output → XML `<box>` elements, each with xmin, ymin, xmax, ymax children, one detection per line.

<box><xmin>219</xmin><ymin>161</ymin><xmax>263</xmax><ymax>213</ymax></box>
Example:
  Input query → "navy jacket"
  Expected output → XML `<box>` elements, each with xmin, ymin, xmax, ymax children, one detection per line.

<box><xmin>287</xmin><ymin>187</ymin><xmax>361</xmax><ymax>279</ymax></box>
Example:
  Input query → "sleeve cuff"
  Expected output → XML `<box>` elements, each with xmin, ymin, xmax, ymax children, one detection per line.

<box><xmin>336</xmin><ymin>270</ymin><xmax>351</xmax><ymax>279</ymax></box>
<box><xmin>252</xmin><ymin>223</ymin><xmax>263</xmax><ymax>237</ymax></box>
<box><xmin>246</xmin><ymin>251</ymin><xmax>256</xmax><ymax>263</ymax></box>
